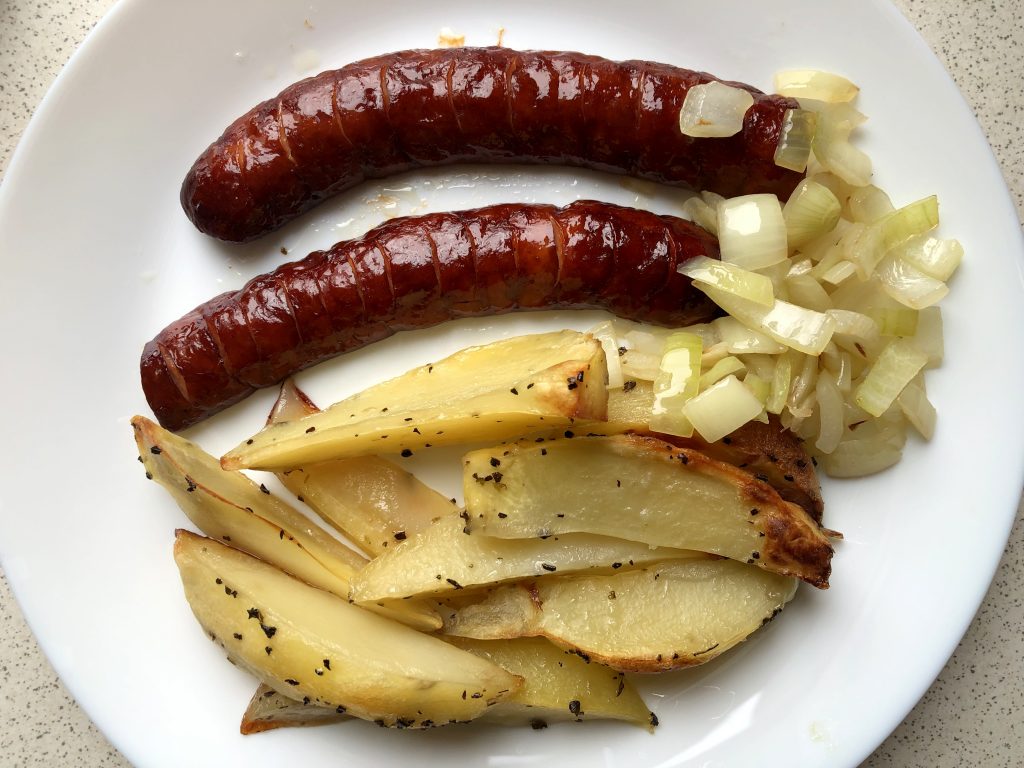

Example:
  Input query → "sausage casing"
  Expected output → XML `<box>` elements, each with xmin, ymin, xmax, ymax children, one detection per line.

<box><xmin>181</xmin><ymin>48</ymin><xmax>801</xmax><ymax>242</ymax></box>
<box><xmin>143</xmin><ymin>201</ymin><xmax>722</xmax><ymax>430</ymax></box>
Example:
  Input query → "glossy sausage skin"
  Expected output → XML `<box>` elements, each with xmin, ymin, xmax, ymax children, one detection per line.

<box><xmin>143</xmin><ymin>201</ymin><xmax>722</xmax><ymax>430</ymax></box>
<box><xmin>182</xmin><ymin>48</ymin><xmax>801</xmax><ymax>242</ymax></box>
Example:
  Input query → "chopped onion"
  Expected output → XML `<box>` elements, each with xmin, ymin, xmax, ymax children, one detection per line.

<box><xmin>588</xmin><ymin>321</ymin><xmax>625</xmax><ymax>389</ymax></box>
<box><xmin>785</xmin><ymin>273</ymin><xmax>833</xmax><ymax>312</ymax></box>
<box><xmin>717</xmin><ymin>194</ymin><xmax>789</xmax><ymax>270</ymax></box>
<box><xmin>896</xmin><ymin>235</ymin><xmax>963</xmax><ymax>281</ymax></box>
<box><xmin>623</xmin><ymin>328</ymin><xmax>668</xmax><ymax>355</ymax></box>
<box><xmin>681</xmin><ymin>195</ymin><xmax>718</xmax><ymax>235</ymax></box>
<box><xmin>878</xmin><ymin>196</ymin><xmax>940</xmax><ymax>252</ymax></box>
<box><xmin>869</xmin><ymin>306</ymin><xmax>919</xmax><ymax>337</ymax></box>
<box><xmin>678</xmin><ymin>256</ymin><xmax>775</xmax><ymax>306</ymax></box>
<box><xmin>766</xmin><ymin>354</ymin><xmax>793</xmax><ymax>414</ymax></box>
<box><xmin>827</xmin><ymin>309</ymin><xmax>880</xmax><ymax>341</ymax></box>
<box><xmin>877</xmin><ymin>255</ymin><xmax>949</xmax><ymax>309</ymax></box>
<box><xmin>853</xmin><ymin>338</ymin><xmax>929</xmax><ymax>417</ymax></box>
<box><xmin>846</xmin><ymin>184</ymin><xmax>895</xmax><ymax>223</ymax></box>
<box><xmin>710</xmin><ymin>315</ymin><xmax>787</xmax><ymax>354</ymax></box>
<box><xmin>699</xmin><ymin>284</ymin><xmax>836</xmax><ymax>356</ymax></box>
<box><xmin>821</xmin><ymin>260</ymin><xmax>858</xmax><ymax>286</ymax></box>
<box><xmin>649</xmin><ymin>333</ymin><xmax>703</xmax><ymax>437</ymax></box>
<box><xmin>897</xmin><ymin>375</ymin><xmax>937</xmax><ymax>440</ymax></box>
<box><xmin>774</xmin><ymin>108</ymin><xmax>818</xmax><ymax>172</ymax></box>
<box><xmin>815</xmin><ymin>374</ymin><xmax>845</xmax><ymax>453</ymax></box>
<box><xmin>819</xmin><ymin>438</ymin><xmax>902</xmax><ymax>478</ymax></box>
<box><xmin>783</xmin><ymin>179</ymin><xmax>841</xmax><ymax>248</ymax></box>
<box><xmin>914</xmin><ymin>306</ymin><xmax>944</xmax><ymax>367</ymax></box>
<box><xmin>808</xmin><ymin>102</ymin><xmax>872</xmax><ymax>186</ymax></box>
<box><xmin>788</xmin><ymin>352</ymin><xmax>820</xmax><ymax>409</ymax></box>
<box><xmin>743</xmin><ymin>373</ymin><xmax>771</xmax><ymax>405</ymax></box>
<box><xmin>774</xmin><ymin>69</ymin><xmax>860</xmax><ymax>102</ymax></box>
<box><xmin>620</xmin><ymin>350</ymin><xmax>661</xmax><ymax>382</ymax></box>
<box><xmin>699</xmin><ymin>356</ymin><xmax>746</xmax><ymax>389</ymax></box>
<box><xmin>679</xmin><ymin>82</ymin><xmax>754</xmax><ymax>138</ymax></box>
<box><xmin>683</xmin><ymin>374</ymin><xmax>763</xmax><ymax>443</ymax></box>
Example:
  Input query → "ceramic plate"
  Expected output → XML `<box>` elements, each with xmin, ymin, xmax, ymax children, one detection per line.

<box><xmin>2</xmin><ymin>0</ymin><xmax>1022</xmax><ymax>765</ymax></box>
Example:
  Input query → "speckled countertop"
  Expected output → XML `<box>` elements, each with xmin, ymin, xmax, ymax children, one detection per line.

<box><xmin>1</xmin><ymin>1</ymin><xmax>1022</xmax><ymax>765</ymax></box>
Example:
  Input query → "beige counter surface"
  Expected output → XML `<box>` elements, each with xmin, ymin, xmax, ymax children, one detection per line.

<box><xmin>1</xmin><ymin>1</ymin><xmax>1021</xmax><ymax>765</ymax></box>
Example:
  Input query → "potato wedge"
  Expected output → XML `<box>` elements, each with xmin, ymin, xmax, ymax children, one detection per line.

<box><xmin>174</xmin><ymin>531</ymin><xmax>521</xmax><ymax>728</ymax></box>
<box><xmin>560</xmin><ymin>381</ymin><xmax>825</xmax><ymax>521</ymax></box>
<box><xmin>269</xmin><ymin>380</ymin><xmax>459</xmax><ymax>557</ymax></box>
<box><xmin>442</xmin><ymin>559</ymin><xmax>797</xmax><ymax>672</ymax></box>
<box><xmin>665</xmin><ymin>416</ymin><xmax>825</xmax><ymax>523</ymax></box>
<box><xmin>133</xmin><ymin>416</ymin><xmax>440</xmax><ymax>631</ymax></box>
<box><xmin>241</xmin><ymin>684</ymin><xmax>349</xmax><ymax>734</ymax></box>
<box><xmin>442</xmin><ymin>637</ymin><xmax>653</xmax><ymax>728</ymax></box>
<box><xmin>222</xmin><ymin>330</ymin><xmax>607</xmax><ymax>471</ymax></box>
<box><xmin>350</xmin><ymin>515</ymin><xmax>705</xmax><ymax>603</ymax></box>
<box><xmin>240</xmin><ymin>637</ymin><xmax>652</xmax><ymax>732</ymax></box>
<box><xmin>463</xmin><ymin>435</ymin><xmax>833</xmax><ymax>588</ymax></box>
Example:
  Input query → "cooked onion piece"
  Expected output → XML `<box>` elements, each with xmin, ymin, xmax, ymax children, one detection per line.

<box><xmin>774</xmin><ymin>108</ymin><xmax>818</xmax><ymax>172</ymax></box>
<box><xmin>679</xmin><ymin>81</ymin><xmax>754</xmax><ymax>137</ymax></box>
<box><xmin>774</xmin><ymin>69</ymin><xmax>860</xmax><ymax>102</ymax></box>
<box><xmin>717</xmin><ymin>194</ymin><xmax>789</xmax><ymax>269</ymax></box>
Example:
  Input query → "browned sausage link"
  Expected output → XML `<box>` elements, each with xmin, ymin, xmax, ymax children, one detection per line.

<box><xmin>181</xmin><ymin>48</ymin><xmax>801</xmax><ymax>242</ymax></box>
<box><xmin>142</xmin><ymin>201</ymin><xmax>721</xmax><ymax>431</ymax></box>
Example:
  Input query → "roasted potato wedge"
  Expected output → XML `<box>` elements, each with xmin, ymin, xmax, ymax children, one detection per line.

<box><xmin>174</xmin><ymin>531</ymin><xmax>521</xmax><ymax>728</ymax></box>
<box><xmin>664</xmin><ymin>416</ymin><xmax>825</xmax><ymax>523</ymax></box>
<box><xmin>240</xmin><ymin>637</ymin><xmax>652</xmax><ymax>732</ymax></box>
<box><xmin>442</xmin><ymin>559</ymin><xmax>797</xmax><ymax>672</ymax></box>
<box><xmin>269</xmin><ymin>380</ymin><xmax>459</xmax><ymax>557</ymax></box>
<box><xmin>463</xmin><ymin>435</ymin><xmax>833</xmax><ymax>588</ymax></box>
<box><xmin>133</xmin><ymin>416</ymin><xmax>440</xmax><ymax>630</ymax></box>
<box><xmin>350</xmin><ymin>515</ymin><xmax>705</xmax><ymax>604</ymax></box>
<box><xmin>241</xmin><ymin>684</ymin><xmax>350</xmax><ymax>734</ymax></box>
<box><xmin>223</xmin><ymin>331</ymin><xmax>608</xmax><ymax>471</ymax></box>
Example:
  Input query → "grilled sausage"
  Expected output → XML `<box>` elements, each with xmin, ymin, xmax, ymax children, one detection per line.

<box><xmin>182</xmin><ymin>48</ymin><xmax>801</xmax><ymax>242</ymax></box>
<box><xmin>143</xmin><ymin>201</ymin><xmax>722</xmax><ymax>430</ymax></box>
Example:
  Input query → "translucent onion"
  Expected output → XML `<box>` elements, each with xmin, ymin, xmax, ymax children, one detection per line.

<box><xmin>766</xmin><ymin>354</ymin><xmax>793</xmax><ymax>414</ymax></box>
<box><xmin>914</xmin><ymin>307</ymin><xmax>944</xmax><ymax>367</ymax></box>
<box><xmin>716</xmin><ymin>194</ymin><xmax>789</xmax><ymax>269</ymax></box>
<box><xmin>846</xmin><ymin>185</ymin><xmax>895</xmax><ymax>223</ymax></box>
<box><xmin>783</xmin><ymin>179</ymin><xmax>841</xmax><ymax>248</ymax></box>
<box><xmin>815</xmin><ymin>374</ymin><xmax>845</xmax><ymax>453</ymax></box>
<box><xmin>682</xmin><ymin>374</ymin><xmax>763</xmax><ymax>443</ymax></box>
<box><xmin>649</xmin><ymin>333</ymin><xmax>703</xmax><ymax>437</ymax></box>
<box><xmin>678</xmin><ymin>256</ymin><xmax>775</xmax><ymax>306</ymax></box>
<box><xmin>870</xmin><ymin>306</ymin><xmax>919</xmax><ymax>336</ymax></box>
<box><xmin>620</xmin><ymin>350</ymin><xmax>661</xmax><ymax>382</ymax></box>
<box><xmin>679</xmin><ymin>82</ymin><xmax>754</xmax><ymax>138</ymax></box>
<box><xmin>897</xmin><ymin>376</ymin><xmax>937</xmax><ymax>440</ymax></box>
<box><xmin>710</xmin><ymin>315</ymin><xmax>787</xmax><ymax>354</ymax></box>
<box><xmin>820</xmin><ymin>260</ymin><xmax>858</xmax><ymax>286</ymax></box>
<box><xmin>774</xmin><ymin>69</ymin><xmax>860</xmax><ymax>102</ymax></box>
<box><xmin>774</xmin><ymin>108</ymin><xmax>818</xmax><ymax>172</ymax></box>
<box><xmin>808</xmin><ymin>102</ymin><xmax>872</xmax><ymax>186</ymax></box>
<box><xmin>827</xmin><ymin>309</ymin><xmax>880</xmax><ymax>341</ymax></box>
<box><xmin>877</xmin><ymin>255</ymin><xmax>950</xmax><ymax>309</ymax></box>
<box><xmin>699</xmin><ymin>356</ymin><xmax>746</xmax><ymax>389</ymax></box>
<box><xmin>699</xmin><ymin>284</ymin><xmax>836</xmax><ymax>356</ymax></box>
<box><xmin>896</xmin><ymin>235</ymin><xmax>964</xmax><ymax>281</ymax></box>
<box><xmin>785</xmin><ymin>273</ymin><xmax>833</xmax><ymax>312</ymax></box>
<box><xmin>853</xmin><ymin>338</ymin><xmax>929</xmax><ymax>417</ymax></box>
<box><xmin>819</xmin><ymin>438</ymin><xmax>902</xmax><ymax>478</ymax></box>
<box><xmin>878</xmin><ymin>196</ymin><xmax>940</xmax><ymax>252</ymax></box>
<box><xmin>681</xmin><ymin>196</ymin><xmax>718</xmax><ymax>234</ymax></box>
<box><xmin>588</xmin><ymin>320</ymin><xmax>625</xmax><ymax>389</ymax></box>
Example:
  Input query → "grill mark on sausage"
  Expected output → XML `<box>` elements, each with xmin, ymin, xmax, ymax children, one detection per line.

<box><xmin>275</xmin><ymin>100</ymin><xmax>297</xmax><ymax>166</ymax></box>
<box><xmin>329</xmin><ymin>77</ymin><xmax>355</xmax><ymax>150</ymax></box>
<box><xmin>444</xmin><ymin>58</ymin><xmax>464</xmax><ymax>135</ymax></box>
<box><xmin>143</xmin><ymin>201</ymin><xmax>721</xmax><ymax>429</ymax></box>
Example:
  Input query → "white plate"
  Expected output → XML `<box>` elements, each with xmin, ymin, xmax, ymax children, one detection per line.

<box><xmin>1</xmin><ymin>0</ymin><xmax>1022</xmax><ymax>765</ymax></box>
